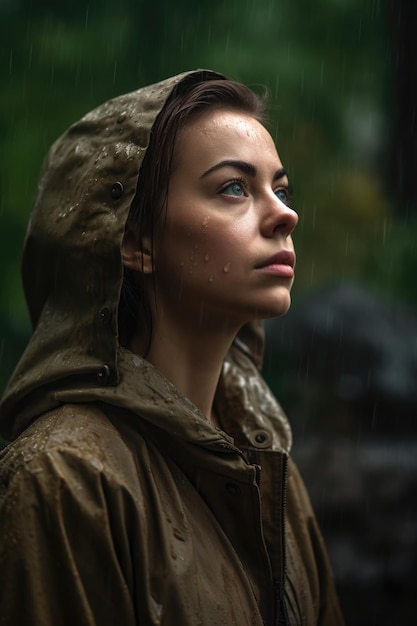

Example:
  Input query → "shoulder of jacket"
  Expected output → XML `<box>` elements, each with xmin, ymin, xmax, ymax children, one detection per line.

<box><xmin>0</xmin><ymin>403</ymin><xmax>142</xmax><ymax>487</ymax></box>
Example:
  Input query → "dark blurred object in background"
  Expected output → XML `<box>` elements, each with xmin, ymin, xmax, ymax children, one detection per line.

<box><xmin>266</xmin><ymin>283</ymin><xmax>417</xmax><ymax>434</ymax></box>
<box><xmin>265</xmin><ymin>283</ymin><xmax>417</xmax><ymax>626</ymax></box>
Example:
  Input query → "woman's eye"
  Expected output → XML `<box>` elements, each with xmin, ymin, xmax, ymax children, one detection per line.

<box><xmin>275</xmin><ymin>188</ymin><xmax>289</xmax><ymax>205</ymax></box>
<box><xmin>221</xmin><ymin>181</ymin><xmax>246</xmax><ymax>197</ymax></box>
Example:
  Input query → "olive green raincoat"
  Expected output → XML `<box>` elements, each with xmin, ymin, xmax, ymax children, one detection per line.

<box><xmin>0</xmin><ymin>70</ymin><xmax>344</xmax><ymax>625</ymax></box>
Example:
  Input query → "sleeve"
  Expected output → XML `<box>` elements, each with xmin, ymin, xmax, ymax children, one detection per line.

<box><xmin>286</xmin><ymin>457</ymin><xmax>345</xmax><ymax>626</ymax></box>
<box><xmin>0</xmin><ymin>447</ymin><xmax>137</xmax><ymax>626</ymax></box>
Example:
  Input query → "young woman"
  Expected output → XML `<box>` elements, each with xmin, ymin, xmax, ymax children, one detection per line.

<box><xmin>0</xmin><ymin>70</ymin><xmax>344</xmax><ymax>625</ymax></box>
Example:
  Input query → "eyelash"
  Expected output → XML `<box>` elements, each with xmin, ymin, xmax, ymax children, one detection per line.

<box><xmin>219</xmin><ymin>176</ymin><xmax>248</xmax><ymax>195</ymax></box>
<box><xmin>219</xmin><ymin>177</ymin><xmax>293</xmax><ymax>206</ymax></box>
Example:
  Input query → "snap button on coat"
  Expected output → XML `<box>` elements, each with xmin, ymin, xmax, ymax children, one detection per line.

<box><xmin>99</xmin><ymin>307</ymin><xmax>112</xmax><ymax>324</ymax></box>
<box><xmin>96</xmin><ymin>365</ymin><xmax>112</xmax><ymax>385</ymax></box>
<box><xmin>111</xmin><ymin>181</ymin><xmax>124</xmax><ymax>199</ymax></box>
<box><xmin>249</xmin><ymin>429</ymin><xmax>272</xmax><ymax>448</ymax></box>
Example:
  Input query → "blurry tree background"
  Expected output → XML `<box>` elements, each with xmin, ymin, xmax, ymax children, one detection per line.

<box><xmin>1</xmin><ymin>0</ymin><xmax>416</xmax><ymax>624</ymax></box>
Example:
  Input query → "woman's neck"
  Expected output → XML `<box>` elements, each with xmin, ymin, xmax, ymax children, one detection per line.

<box><xmin>130</xmin><ymin>314</ymin><xmax>240</xmax><ymax>425</ymax></box>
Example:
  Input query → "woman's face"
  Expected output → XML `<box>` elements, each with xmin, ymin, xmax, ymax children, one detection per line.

<box><xmin>151</xmin><ymin>108</ymin><xmax>298</xmax><ymax>328</ymax></box>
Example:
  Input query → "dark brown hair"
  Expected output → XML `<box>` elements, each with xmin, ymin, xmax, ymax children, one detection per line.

<box><xmin>118</xmin><ymin>78</ymin><xmax>268</xmax><ymax>348</ymax></box>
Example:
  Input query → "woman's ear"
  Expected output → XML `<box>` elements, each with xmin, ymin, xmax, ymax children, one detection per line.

<box><xmin>121</xmin><ymin>227</ymin><xmax>153</xmax><ymax>274</ymax></box>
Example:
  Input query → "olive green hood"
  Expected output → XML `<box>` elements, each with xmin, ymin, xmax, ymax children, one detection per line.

<box><xmin>0</xmin><ymin>69</ymin><xmax>289</xmax><ymax>450</ymax></box>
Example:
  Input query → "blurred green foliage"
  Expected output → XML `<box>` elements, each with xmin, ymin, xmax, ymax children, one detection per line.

<box><xmin>1</xmin><ymin>0</ymin><xmax>415</xmax><ymax>395</ymax></box>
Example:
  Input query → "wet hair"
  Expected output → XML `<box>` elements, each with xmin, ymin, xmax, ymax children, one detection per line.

<box><xmin>118</xmin><ymin>78</ymin><xmax>268</xmax><ymax>349</ymax></box>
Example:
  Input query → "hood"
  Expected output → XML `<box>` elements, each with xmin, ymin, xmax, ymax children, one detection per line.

<box><xmin>0</xmin><ymin>69</ymin><xmax>289</xmax><ymax>451</ymax></box>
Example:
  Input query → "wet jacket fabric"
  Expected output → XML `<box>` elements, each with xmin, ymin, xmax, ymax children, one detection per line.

<box><xmin>0</xmin><ymin>70</ymin><xmax>344</xmax><ymax>625</ymax></box>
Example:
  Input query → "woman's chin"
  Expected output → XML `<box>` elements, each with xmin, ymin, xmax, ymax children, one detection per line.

<box><xmin>250</xmin><ymin>293</ymin><xmax>292</xmax><ymax>321</ymax></box>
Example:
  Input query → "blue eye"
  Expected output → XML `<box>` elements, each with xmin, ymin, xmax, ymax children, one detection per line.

<box><xmin>222</xmin><ymin>180</ymin><xmax>246</xmax><ymax>196</ymax></box>
<box><xmin>275</xmin><ymin>188</ymin><xmax>289</xmax><ymax>205</ymax></box>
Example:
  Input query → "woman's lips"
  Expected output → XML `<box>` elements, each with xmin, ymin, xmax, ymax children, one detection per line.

<box><xmin>255</xmin><ymin>250</ymin><xmax>295</xmax><ymax>277</ymax></box>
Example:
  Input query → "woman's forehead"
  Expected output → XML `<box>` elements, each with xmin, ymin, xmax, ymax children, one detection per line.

<box><xmin>174</xmin><ymin>109</ymin><xmax>280</xmax><ymax>170</ymax></box>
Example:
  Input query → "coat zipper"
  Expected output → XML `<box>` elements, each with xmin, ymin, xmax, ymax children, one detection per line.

<box><xmin>274</xmin><ymin>453</ymin><xmax>289</xmax><ymax>625</ymax></box>
<box><xmin>252</xmin><ymin>451</ymin><xmax>290</xmax><ymax>626</ymax></box>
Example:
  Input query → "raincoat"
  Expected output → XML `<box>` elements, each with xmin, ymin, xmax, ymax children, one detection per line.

<box><xmin>0</xmin><ymin>70</ymin><xmax>344</xmax><ymax>625</ymax></box>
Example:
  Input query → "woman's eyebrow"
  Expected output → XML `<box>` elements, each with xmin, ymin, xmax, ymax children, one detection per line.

<box><xmin>200</xmin><ymin>159</ymin><xmax>287</xmax><ymax>182</ymax></box>
<box><xmin>273</xmin><ymin>167</ymin><xmax>288</xmax><ymax>182</ymax></box>
<box><xmin>200</xmin><ymin>160</ymin><xmax>257</xmax><ymax>178</ymax></box>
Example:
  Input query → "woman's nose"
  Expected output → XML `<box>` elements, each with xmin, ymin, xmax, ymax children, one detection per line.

<box><xmin>260</xmin><ymin>193</ymin><xmax>298</xmax><ymax>238</ymax></box>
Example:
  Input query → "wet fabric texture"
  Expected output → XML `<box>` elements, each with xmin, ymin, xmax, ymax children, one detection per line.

<box><xmin>0</xmin><ymin>70</ymin><xmax>344</xmax><ymax>625</ymax></box>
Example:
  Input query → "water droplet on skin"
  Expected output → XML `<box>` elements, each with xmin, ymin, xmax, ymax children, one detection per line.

<box><xmin>208</xmin><ymin>275</ymin><xmax>214</xmax><ymax>283</ymax></box>
<box><xmin>202</xmin><ymin>216</ymin><xmax>209</xmax><ymax>227</ymax></box>
<box><xmin>223</xmin><ymin>262</ymin><xmax>231</xmax><ymax>273</ymax></box>
<box><xmin>195</xmin><ymin>243</ymin><xmax>199</xmax><ymax>250</ymax></box>
<box><xmin>204</xmin><ymin>253</ymin><xmax>209</xmax><ymax>262</ymax></box>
